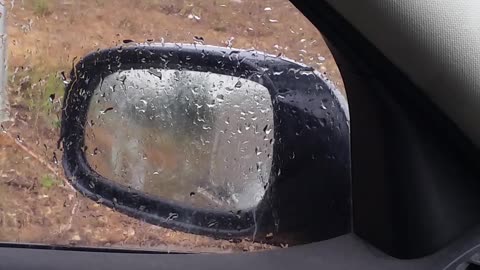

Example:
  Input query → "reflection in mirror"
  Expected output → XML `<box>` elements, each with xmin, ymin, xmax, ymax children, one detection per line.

<box><xmin>85</xmin><ymin>69</ymin><xmax>274</xmax><ymax>211</ymax></box>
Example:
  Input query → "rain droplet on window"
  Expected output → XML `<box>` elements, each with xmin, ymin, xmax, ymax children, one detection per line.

<box><xmin>167</xmin><ymin>213</ymin><xmax>179</xmax><ymax>221</ymax></box>
<box><xmin>319</xmin><ymin>118</ymin><xmax>327</xmax><ymax>127</ymax></box>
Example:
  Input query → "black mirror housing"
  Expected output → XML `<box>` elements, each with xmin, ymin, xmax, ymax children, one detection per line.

<box><xmin>60</xmin><ymin>43</ymin><xmax>350</xmax><ymax>244</ymax></box>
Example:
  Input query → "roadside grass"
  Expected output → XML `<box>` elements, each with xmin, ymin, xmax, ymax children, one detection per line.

<box><xmin>40</xmin><ymin>174</ymin><xmax>57</xmax><ymax>188</ymax></box>
<box><xmin>10</xmin><ymin>64</ymin><xmax>65</xmax><ymax>129</ymax></box>
<box><xmin>32</xmin><ymin>0</ymin><xmax>52</xmax><ymax>17</ymax></box>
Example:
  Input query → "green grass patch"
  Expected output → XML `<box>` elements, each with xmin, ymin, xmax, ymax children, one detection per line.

<box><xmin>33</xmin><ymin>0</ymin><xmax>52</xmax><ymax>17</ymax></box>
<box><xmin>40</xmin><ymin>174</ymin><xmax>57</xmax><ymax>189</ymax></box>
<box><xmin>52</xmin><ymin>119</ymin><xmax>61</xmax><ymax>129</ymax></box>
<box><xmin>41</xmin><ymin>74</ymin><xmax>64</xmax><ymax>113</ymax></box>
<box><xmin>10</xmin><ymin>66</ymin><xmax>65</xmax><ymax>128</ymax></box>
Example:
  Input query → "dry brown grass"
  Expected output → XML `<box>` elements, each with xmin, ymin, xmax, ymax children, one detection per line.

<box><xmin>7</xmin><ymin>0</ymin><xmax>342</xmax><ymax>83</ymax></box>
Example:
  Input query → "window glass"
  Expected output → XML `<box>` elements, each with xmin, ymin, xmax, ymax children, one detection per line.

<box><xmin>1</xmin><ymin>0</ymin><xmax>345</xmax><ymax>252</ymax></box>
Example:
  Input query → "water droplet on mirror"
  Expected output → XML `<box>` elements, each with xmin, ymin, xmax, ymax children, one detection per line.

<box><xmin>256</xmin><ymin>162</ymin><xmax>263</xmax><ymax>172</ymax></box>
<box><xmin>139</xmin><ymin>99</ymin><xmax>148</xmax><ymax>106</ymax></box>
<box><xmin>235</xmin><ymin>81</ymin><xmax>242</xmax><ymax>88</ymax></box>
<box><xmin>216</xmin><ymin>94</ymin><xmax>225</xmax><ymax>102</ymax></box>
<box><xmin>263</xmin><ymin>124</ymin><xmax>272</xmax><ymax>135</ymax></box>
<box><xmin>260</xmin><ymin>108</ymin><xmax>270</xmax><ymax>114</ymax></box>
<box><xmin>101</xmin><ymin>107</ymin><xmax>114</xmax><ymax>114</ymax></box>
<box><xmin>148</xmin><ymin>69</ymin><xmax>162</xmax><ymax>79</ymax></box>
<box><xmin>191</xmin><ymin>87</ymin><xmax>200</xmax><ymax>95</ymax></box>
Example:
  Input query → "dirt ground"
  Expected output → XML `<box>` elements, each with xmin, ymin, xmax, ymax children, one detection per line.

<box><xmin>0</xmin><ymin>0</ymin><xmax>345</xmax><ymax>252</ymax></box>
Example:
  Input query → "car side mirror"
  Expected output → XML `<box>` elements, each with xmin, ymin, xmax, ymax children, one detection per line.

<box><xmin>61</xmin><ymin>43</ymin><xmax>351</xmax><ymax>243</ymax></box>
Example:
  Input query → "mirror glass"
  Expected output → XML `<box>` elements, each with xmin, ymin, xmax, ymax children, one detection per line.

<box><xmin>85</xmin><ymin>69</ymin><xmax>274</xmax><ymax>211</ymax></box>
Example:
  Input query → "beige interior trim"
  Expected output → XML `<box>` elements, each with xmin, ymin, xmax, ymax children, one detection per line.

<box><xmin>327</xmin><ymin>0</ymin><xmax>480</xmax><ymax>147</ymax></box>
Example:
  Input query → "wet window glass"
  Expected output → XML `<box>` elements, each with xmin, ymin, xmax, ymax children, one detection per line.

<box><xmin>1</xmin><ymin>0</ymin><xmax>346</xmax><ymax>252</ymax></box>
